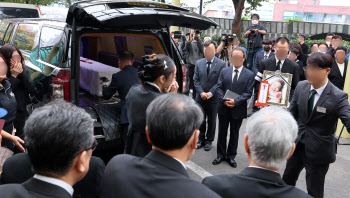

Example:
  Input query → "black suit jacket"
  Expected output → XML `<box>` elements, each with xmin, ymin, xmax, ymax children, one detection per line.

<box><xmin>329</xmin><ymin>60</ymin><xmax>348</xmax><ymax>90</ymax></box>
<box><xmin>100</xmin><ymin>150</ymin><xmax>220</xmax><ymax>198</ymax></box>
<box><xmin>0</xmin><ymin>153</ymin><xmax>105</xmax><ymax>198</ymax></box>
<box><xmin>0</xmin><ymin>178</ymin><xmax>72</xmax><ymax>198</ymax></box>
<box><xmin>193</xmin><ymin>57</ymin><xmax>226</xmax><ymax>104</ymax></box>
<box><xmin>202</xmin><ymin>167</ymin><xmax>311</xmax><ymax>198</ymax></box>
<box><xmin>253</xmin><ymin>50</ymin><xmax>275</xmax><ymax>74</ymax></box>
<box><xmin>125</xmin><ymin>84</ymin><xmax>163</xmax><ymax>156</ymax></box>
<box><xmin>102</xmin><ymin>65</ymin><xmax>140</xmax><ymax>124</ymax></box>
<box><xmin>257</xmin><ymin>57</ymin><xmax>300</xmax><ymax>97</ymax></box>
<box><xmin>217</xmin><ymin>66</ymin><xmax>255</xmax><ymax>119</ymax></box>
<box><xmin>289</xmin><ymin>80</ymin><xmax>350</xmax><ymax>164</ymax></box>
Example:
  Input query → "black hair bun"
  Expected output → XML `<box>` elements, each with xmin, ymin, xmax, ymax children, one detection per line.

<box><xmin>138</xmin><ymin>55</ymin><xmax>158</xmax><ymax>82</ymax></box>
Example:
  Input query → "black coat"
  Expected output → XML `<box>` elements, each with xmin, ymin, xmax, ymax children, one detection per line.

<box><xmin>289</xmin><ymin>80</ymin><xmax>350</xmax><ymax>164</ymax></box>
<box><xmin>216</xmin><ymin>66</ymin><xmax>255</xmax><ymax>119</ymax></box>
<box><xmin>102</xmin><ymin>65</ymin><xmax>140</xmax><ymax>124</ymax></box>
<box><xmin>100</xmin><ymin>150</ymin><xmax>221</xmax><ymax>198</ymax></box>
<box><xmin>0</xmin><ymin>153</ymin><xmax>105</xmax><ymax>198</ymax></box>
<box><xmin>203</xmin><ymin>167</ymin><xmax>312</xmax><ymax>198</ymax></box>
<box><xmin>125</xmin><ymin>83</ymin><xmax>163</xmax><ymax>157</ymax></box>
<box><xmin>0</xmin><ymin>178</ymin><xmax>72</xmax><ymax>198</ymax></box>
<box><xmin>329</xmin><ymin>60</ymin><xmax>348</xmax><ymax>90</ymax></box>
<box><xmin>8</xmin><ymin>70</ymin><xmax>35</xmax><ymax>112</ymax></box>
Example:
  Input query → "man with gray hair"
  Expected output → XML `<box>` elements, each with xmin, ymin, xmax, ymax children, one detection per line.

<box><xmin>100</xmin><ymin>93</ymin><xmax>220</xmax><ymax>198</ymax></box>
<box><xmin>203</xmin><ymin>107</ymin><xmax>311</xmax><ymax>198</ymax></box>
<box><xmin>213</xmin><ymin>47</ymin><xmax>255</xmax><ymax>168</ymax></box>
<box><xmin>0</xmin><ymin>100</ymin><xmax>96</xmax><ymax>198</ymax></box>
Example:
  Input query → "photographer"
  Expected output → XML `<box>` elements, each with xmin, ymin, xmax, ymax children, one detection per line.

<box><xmin>171</xmin><ymin>30</ymin><xmax>187</xmax><ymax>60</ymax></box>
<box><xmin>217</xmin><ymin>35</ymin><xmax>247</xmax><ymax>66</ymax></box>
<box><xmin>244</xmin><ymin>14</ymin><xmax>267</xmax><ymax>71</ymax></box>
<box><xmin>186</xmin><ymin>29</ymin><xmax>204</xmax><ymax>99</ymax></box>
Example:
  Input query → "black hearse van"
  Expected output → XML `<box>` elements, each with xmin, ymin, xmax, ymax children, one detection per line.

<box><xmin>0</xmin><ymin>0</ymin><xmax>217</xmax><ymax>161</ymax></box>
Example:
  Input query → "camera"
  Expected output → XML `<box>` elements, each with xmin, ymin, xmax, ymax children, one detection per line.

<box><xmin>250</xmin><ymin>29</ymin><xmax>257</xmax><ymax>37</ymax></box>
<box><xmin>173</xmin><ymin>31</ymin><xmax>182</xmax><ymax>39</ymax></box>
<box><xmin>221</xmin><ymin>33</ymin><xmax>234</xmax><ymax>47</ymax></box>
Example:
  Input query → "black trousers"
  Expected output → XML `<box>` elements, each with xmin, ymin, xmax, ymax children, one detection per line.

<box><xmin>282</xmin><ymin>143</ymin><xmax>329</xmax><ymax>198</ymax></box>
<box><xmin>198</xmin><ymin>101</ymin><xmax>218</xmax><ymax>144</ymax></box>
<box><xmin>217</xmin><ymin>114</ymin><xmax>243</xmax><ymax>160</ymax></box>
<box><xmin>13</xmin><ymin>110</ymin><xmax>28</xmax><ymax>154</ymax></box>
<box><xmin>187</xmin><ymin>64</ymin><xmax>196</xmax><ymax>99</ymax></box>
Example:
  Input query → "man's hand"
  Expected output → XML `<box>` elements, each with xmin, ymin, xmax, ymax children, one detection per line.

<box><xmin>254</xmin><ymin>29</ymin><xmax>259</xmax><ymax>33</ymax></box>
<box><xmin>206</xmin><ymin>93</ymin><xmax>213</xmax><ymax>100</ymax></box>
<box><xmin>201</xmin><ymin>92</ymin><xmax>207</xmax><ymax>100</ymax></box>
<box><xmin>224</xmin><ymin>98</ymin><xmax>235</xmax><ymax>108</ymax></box>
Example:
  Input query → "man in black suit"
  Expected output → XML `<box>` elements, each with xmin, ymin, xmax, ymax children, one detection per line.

<box><xmin>213</xmin><ymin>47</ymin><xmax>255</xmax><ymax>168</ymax></box>
<box><xmin>329</xmin><ymin>46</ymin><xmax>348</xmax><ymax>90</ymax></box>
<box><xmin>0</xmin><ymin>153</ymin><xmax>105</xmax><ymax>198</ymax></box>
<box><xmin>249</xmin><ymin>39</ymin><xmax>275</xmax><ymax>116</ymax></box>
<box><xmin>193</xmin><ymin>40</ymin><xmax>226</xmax><ymax>151</ymax></box>
<box><xmin>203</xmin><ymin>107</ymin><xmax>311</xmax><ymax>198</ymax></box>
<box><xmin>282</xmin><ymin>53</ymin><xmax>350</xmax><ymax>198</ymax></box>
<box><xmin>255</xmin><ymin>37</ymin><xmax>300</xmax><ymax>100</ymax></box>
<box><xmin>327</xmin><ymin>35</ymin><xmax>343</xmax><ymax>58</ymax></box>
<box><xmin>100</xmin><ymin>94</ymin><xmax>220</xmax><ymax>198</ymax></box>
<box><xmin>102</xmin><ymin>51</ymin><xmax>140</xmax><ymax>146</ymax></box>
<box><xmin>0</xmin><ymin>101</ymin><xmax>96</xmax><ymax>198</ymax></box>
<box><xmin>299</xmin><ymin>34</ymin><xmax>309</xmax><ymax>55</ymax></box>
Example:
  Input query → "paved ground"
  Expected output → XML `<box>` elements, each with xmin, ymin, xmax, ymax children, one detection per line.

<box><xmin>186</xmin><ymin>110</ymin><xmax>350</xmax><ymax>198</ymax></box>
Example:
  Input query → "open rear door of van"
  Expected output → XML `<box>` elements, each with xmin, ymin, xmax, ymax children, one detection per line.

<box><xmin>66</xmin><ymin>1</ymin><xmax>218</xmax><ymax>30</ymax></box>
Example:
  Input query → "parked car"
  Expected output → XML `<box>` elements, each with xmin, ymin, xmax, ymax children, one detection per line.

<box><xmin>0</xmin><ymin>0</ymin><xmax>217</xmax><ymax>163</ymax></box>
<box><xmin>0</xmin><ymin>3</ymin><xmax>41</xmax><ymax>19</ymax></box>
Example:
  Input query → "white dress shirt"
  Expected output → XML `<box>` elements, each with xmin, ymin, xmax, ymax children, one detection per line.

<box><xmin>145</xmin><ymin>82</ymin><xmax>162</xmax><ymax>93</ymax></box>
<box><xmin>34</xmin><ymin>174</ymin><xmax>74</xmax><ymax>196</ymax></box>
<box><xmin>337</xmin><ymin>62</ymin><xmax>345</xmax><ymax>77</ymax></box>
<box><xmin>264</xmin><ymin>51</ymin><xmax>271</xmax><ymax>59</ymax></box>
<box><xmin>310</xmin><ymin>80</ymin><xmax>328</xmax><ymax>109</ymax></box>
<box><xmin>173</xmin><ymin>157</ymin><xmax>187</xmax><ymax>170</ymax></box>
<box><xmin>248</xmin><ymin>166</ymin><xmax>279</xmax><ymax>174</ymax></box>
<box><xmin>232</xmin><ymin>65</ymin><xmax>243</xmax><ymax>82</ymax></box>
<box><xmin>275</xmin><ymin>58</ymin><xmax>285</xmax><ymax>70</ymax></box>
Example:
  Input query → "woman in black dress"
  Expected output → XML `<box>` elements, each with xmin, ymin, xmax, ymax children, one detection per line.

<box><xmin>125</xmin><ymin>54</ymin><xmax>179</xmax><ymax>157</ymax></box>
<box><xmin>0</xmin><ymin>44</ymin><xmax>34</xmax><ymax>153</ymax></box>
<box><xmin>0</xmin><ymin>53</ymin><xmax>25</xmax><ymax>152</ymax></box>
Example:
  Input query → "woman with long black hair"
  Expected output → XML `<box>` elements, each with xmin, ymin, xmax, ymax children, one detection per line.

<box><xmin>125</xmin><ymin>54</ymin><xmax>179</xmax><ymax>157</ymax></box>
<box><xmin>0</xmin><ymin>44</ymin><xmax>34</xmax><ymax>153</ymax></box>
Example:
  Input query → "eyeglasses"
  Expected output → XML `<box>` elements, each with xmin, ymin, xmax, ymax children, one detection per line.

<box><xmin>73</xmin><ymin>138</ymin><xmax>98</xmax><ymax>158</ymax></box>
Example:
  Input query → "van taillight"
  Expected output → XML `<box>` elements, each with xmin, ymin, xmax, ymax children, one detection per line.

<box><xmin>182</xmin><ymin>64</ymin><xmax>189</xmax><ymax>94</ymax></box>
<box><xmin>51</xmin><ymin>70</ymin><xmax>70</xmax><ymax>102</ymax></box>
<box><xmin>35</xmin><ymin>5</ymin><xmax>42</xmax><ymax>16</ymax></box>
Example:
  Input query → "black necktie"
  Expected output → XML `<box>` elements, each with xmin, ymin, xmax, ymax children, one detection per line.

<box><xmin>264</xmin><ymin>55</ymin><xmax>268</xmax><ymax>59</ymax></box>
<box><xmin>207</xmin><ymin>62</ymin><xmax>212</xmax><ymax>75</ymax></box>
<box><xmin>308</xmin><ymin>89</ymin><xmax>317</xmax><ymax>117</ymax></box>
<box><xmin>276</xmin><ymin>60</ymin><xmax>281</xmax><ymax>71</ymax></box>
<box><xmin>232</xmin><ymin>69</ymin><xmax>239</xmax><ymax>88</ymax></box>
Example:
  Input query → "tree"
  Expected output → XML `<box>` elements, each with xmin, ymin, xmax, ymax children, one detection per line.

<box><xmin>231</xmin><ymin>0</ymin><xmax>269</xmax><ymax>37</ymax></box>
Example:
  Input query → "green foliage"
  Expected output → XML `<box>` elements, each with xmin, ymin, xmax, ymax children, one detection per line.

<box><xmin>244</xmin><ymin>0</ymin><xmax>270</xmax><ymax>16</ymax></box>
<box><xmin>285</xmin><ymin>18</ymin><xmax>302</xmax><ymax>25</ymax></box>
<box><xmin>211</xmin><ymin>34</ymin><xmax>220</xmax><ymax>42</ymax></box>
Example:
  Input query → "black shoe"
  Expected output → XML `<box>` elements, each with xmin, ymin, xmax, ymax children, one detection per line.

<box><xmin>197</xmin><ymin>140</ymin><xmax>204</xmax><ymax>149</ymax></box>
<box><xmin>212</xmin><ymin>157</ymin><xmax>223</xmax><ymax>165</ymax></box>
<box><xmin>227</xmin><ymin>158</ymin><xmax>237</xmax><ymax>168</ymax></box>
<box><xmin>204</xmin><ymin>143</ymin><xmax>212</xmax><ymax>151</ymax></box>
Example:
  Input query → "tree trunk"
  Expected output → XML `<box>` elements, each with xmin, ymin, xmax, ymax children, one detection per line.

<box><xmin>232</xmin><ymin>0</ymin><xmax>245</xmax><ymax>37</ymax></box>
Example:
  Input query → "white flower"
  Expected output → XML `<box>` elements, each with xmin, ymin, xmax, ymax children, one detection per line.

<box><xmin>164</xmin><ymin>60</ymin><xmax>168</xmax><ymax>70</ymax></box>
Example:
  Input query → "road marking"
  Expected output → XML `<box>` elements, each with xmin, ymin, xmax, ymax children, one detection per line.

<box><xmin>186</xmin><ymin>160</ymin><xmax>213</xmax><ymax>178</ymax></box>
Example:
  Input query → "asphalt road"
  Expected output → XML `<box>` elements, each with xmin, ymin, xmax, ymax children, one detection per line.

<box><xmin>186</xmin><ymin>111</ymin><xmax>350</xmax><ymax>198</ymax></box>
